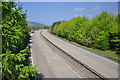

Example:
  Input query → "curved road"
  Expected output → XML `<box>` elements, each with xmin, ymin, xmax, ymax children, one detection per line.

<box><xmin>30</xmin><ymin>29</ymin><xmax>119</xmax><ymax>78</ymax></box>
<box><xmin>30</xmin><ymin>30</ymin><xmax>80</xmax><ymax>78</ymax></box>
<box><xmin>42</xmin><ymin>29</ymin><xmax>119</xmax><ymax>78</ymax></box>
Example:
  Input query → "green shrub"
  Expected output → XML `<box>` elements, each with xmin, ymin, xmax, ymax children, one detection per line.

<box><xmin>2</xmin><ymin>2</ymin><xmax>38</xmax><ymax>80</ymax></box>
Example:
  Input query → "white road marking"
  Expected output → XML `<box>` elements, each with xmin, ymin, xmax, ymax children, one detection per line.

<box><xmin>30</xmin><ymin>36</ymin><xmax>33</xmax><ymax>66</ymax></box>
<box><xmin>42</xmin><ymin>31</ymin><xmax>81</xmax><ymax>78</ymax></box>
<box><xmin>30</xmin><ymin>47</ymin><xmax>34</xmax><ymax>66</ymax></box>
<box><xmin>52</xmin><ymin>51</ymin><xmax>82</xmax><ymax>78</ymax></box>
<box><xmin>30</xmin><ymin>33</ymin><xmax>33</xmax><ymax>36</ymax></box>
<box><xmin>48</xmin><ymin>61</ymin><xmax>50</xmax><ymax>63</ymax></box>
<box><xmin>31</xmin><ymin>56</ymin><xmax>34</xmax><ymax>66</ymax></box>
<box><xmin>30</xmin><ymin>40</ymin><xmax>32</xmax><ymax>46</ymax></box>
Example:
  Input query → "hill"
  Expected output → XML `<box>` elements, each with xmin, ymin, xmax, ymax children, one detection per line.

<box><xmin>27</xmin><ymin>21</ymin><xmax>45</xmax><ymax>26</ymax></box>
<box><xmin>27</xmin><ymin>21</ymin><xmax>48</xmax><ymax>30</ymax></box>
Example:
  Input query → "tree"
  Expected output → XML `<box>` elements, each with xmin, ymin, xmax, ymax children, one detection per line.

<box><xmin>51</xmin><ymin>11</ymin><xmax>119</xmax><ymax>52</ymax></box>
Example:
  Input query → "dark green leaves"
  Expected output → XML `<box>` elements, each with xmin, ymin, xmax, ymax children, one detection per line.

<box><xmin>2</xmin><ymin>2</ymin><xmax>38</xmax><ymax>80</ymax></box>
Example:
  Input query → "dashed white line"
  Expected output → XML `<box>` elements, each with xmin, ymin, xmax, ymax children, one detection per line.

<box><xmin>30</xmin><ymin>45</ymin><xmax>34</xmax><ymax>66</ymax></box>
<box><xmin>48</xmin><ymin>61</ymin><xmax>50</xmax><ymax>63</ymax></box>
<box><xmin>31</xmin><ymin>56</ymin><xmax>34</xmax><ymax>66</ymax></box>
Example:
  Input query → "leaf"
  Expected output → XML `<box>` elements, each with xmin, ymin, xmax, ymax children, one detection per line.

<box><xmin>19</xmin><ymin>74</ymin><xmax>26</xmax><ymax>78</ymax></box>
<box><xmin>7</xmin><ymin>68</ymin><xmax>12</xmax><ymax>74</ymax></box>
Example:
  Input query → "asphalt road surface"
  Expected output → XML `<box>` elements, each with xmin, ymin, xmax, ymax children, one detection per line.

<box><xmin>30</xmin><ymin>30</ymin><xmax>100</xmax><ymax>78</ymax></box>
<box><xmin>42</xmin><ymin>29</ymin><xmax>119</xmax><ymax>78</ymax></box>
<box><xmin>30</xmin><ymin>29</ymin><xmax>119</xmax><ymax>79</ymax></box>
<box><xmin>30</xmin><ymin>30</ymin><xmax>80</xmax><ymax>78</ymax></box>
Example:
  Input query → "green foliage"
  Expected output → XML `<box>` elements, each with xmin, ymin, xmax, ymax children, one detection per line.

<box><xmin>35</xmin><ymin>25</ymin><xmax>40</xmax><ymax>30</ymax></box>
<box><xmin>2</xmin><ymin>2</ymin><xmax>38</xmax><ymax>80</ymax></box>
<box><xmin>0</xmin><ymin>2</ymin><xmax>1</xmax><ymax>78</ymax></box>
<box><xmin>51</xmin><ymin>11</ymin><xmax>119</xmax><ymax>53</ymax></box>
<box><xmin>30</xmin><ymin>25</ymin><xmax>48</xmax><ymax>30</ymax></box>
<box><xmin>51</xmin><ymin>21</ymin><xmax>62</xmax><ymax>35</ymax></box>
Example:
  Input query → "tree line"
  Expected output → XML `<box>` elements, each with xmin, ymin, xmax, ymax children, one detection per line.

<box><xmin>51</xmin><ymin>11</ymin><xmax>120</xmax><ymax>54</ymax></box>
<box><xmin>29</xmin><ymin>25</ymin><xmax>49</xmax><ymax>30</ymax></box>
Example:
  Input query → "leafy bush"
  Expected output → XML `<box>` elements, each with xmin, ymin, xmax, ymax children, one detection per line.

<box><xmin>2</xmin><ymin>2</ymin><xmax>38</xmax><ymax>80</ymax></box>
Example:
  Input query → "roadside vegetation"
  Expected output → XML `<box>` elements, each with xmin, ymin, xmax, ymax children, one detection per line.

<box><xmin>50</xmin><ymin>11</ymin><xmax>120</xmax><ymax>61</ymax></box>
<box><xmin>2</xmin><ymin>2</ymin><xmax>38</xmax><ymax>80</ymax></box>
<box><xmin>0</xmin><ymin>2</ymin><xmax>2</xmax><ymax>79</ymax></box>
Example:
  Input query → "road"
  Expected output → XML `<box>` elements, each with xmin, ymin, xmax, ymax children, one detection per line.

<box><xmin>30</xmin><ymin>30</ymin><xmax>100</xmax><ymax>78</ymax></box>
<box><xmin>30</xmin><ymin>30</ymin><xmax>80</xmax><ymax>78</ymax></box>
<box><xmin>42</xmin><ymin>29</ymin><xmax>119</xmax><ymax>78</ymax></box>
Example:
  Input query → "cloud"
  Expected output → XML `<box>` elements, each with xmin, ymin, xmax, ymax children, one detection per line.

<box><xmin>74</xmin><ymin>8</ymin><xmax>84</xmax><ymax>12</ymax></box>
<box><xmin>92</xmin><ymin>6</ymin><xmax>100</xmax><ymax>11</ymax></box>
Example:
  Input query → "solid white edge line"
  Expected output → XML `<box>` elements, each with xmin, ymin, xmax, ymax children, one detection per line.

<box><xmin>52</xmin><ymin>50</ymin><xmax>82</xmax><ymax>78</ymax></box>
<box><xmin>42</xmin><ymin>31</ymin><xmax>81</xmax><ymax>78</ymax></box>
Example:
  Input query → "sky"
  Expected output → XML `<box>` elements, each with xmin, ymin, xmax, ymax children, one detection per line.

<box><xmin>19</xmin><ymin>0</ymin><xmax>120</xmax><ymax>2</ymax></box>
<box><xmin>21</xmin><ymin>2</ymin><xmax>118</xmax><ymax>26</ymax></box>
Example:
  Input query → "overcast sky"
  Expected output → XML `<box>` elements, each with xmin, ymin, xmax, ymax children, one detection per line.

<box><xmin>21</xmin><ymin>2</ymin><xmax>118</xmax><ymax>25</ymax></box>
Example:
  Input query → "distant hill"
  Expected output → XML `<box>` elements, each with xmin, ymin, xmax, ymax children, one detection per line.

<box><xmin>27</xmin><ymin>21</ymin><xmax>46</xmax><ymax>26</ymax></box>
<box><xmin>27</xmin><ymin>21</ymin><xmax>49</xmax><ymax>30</ymax></box>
